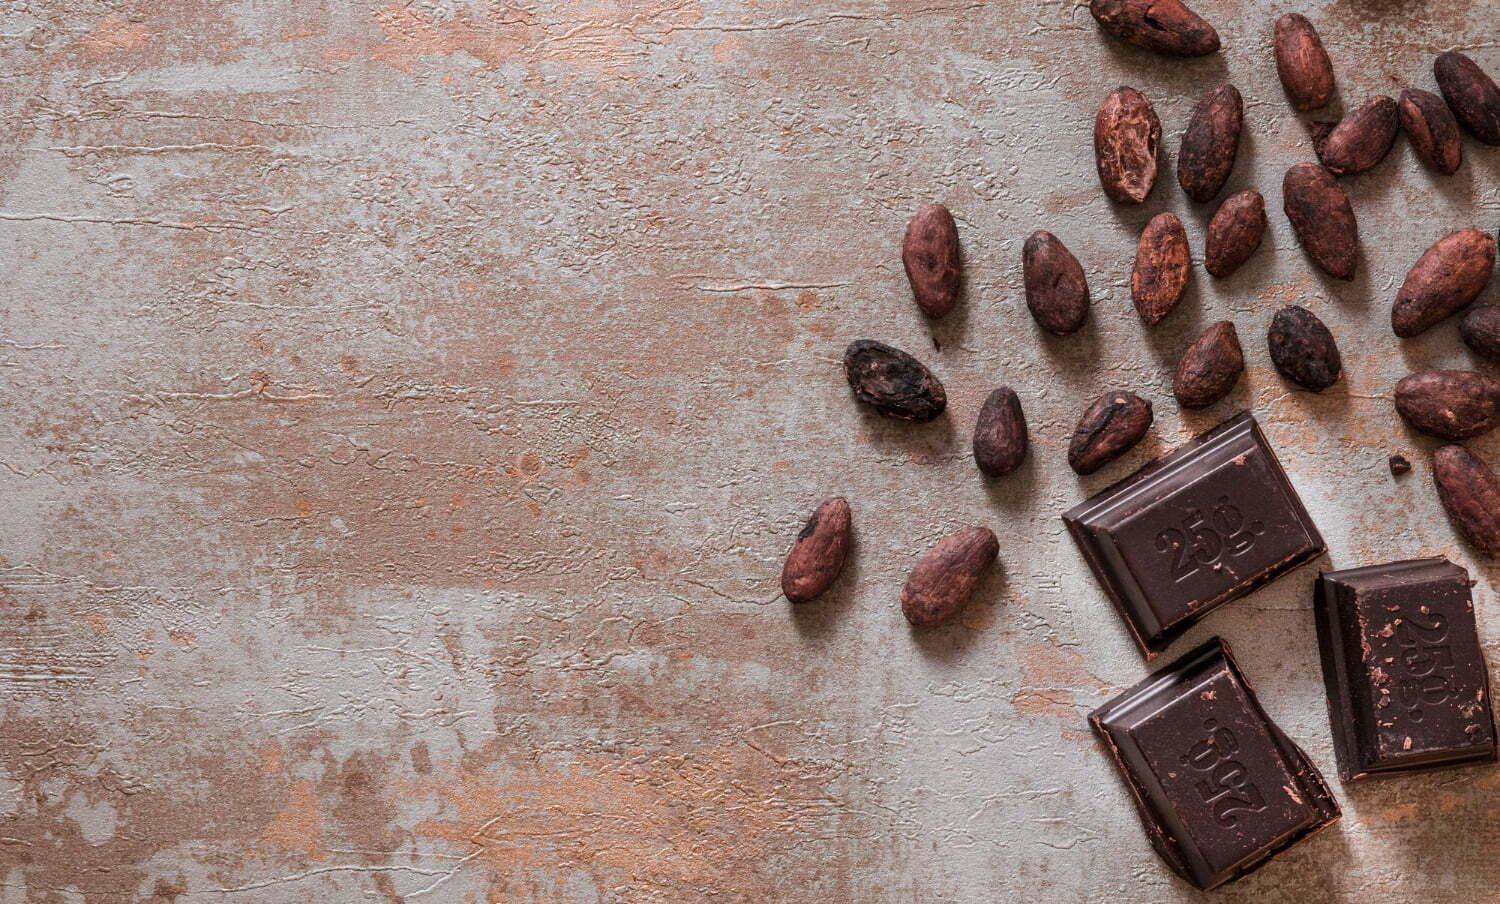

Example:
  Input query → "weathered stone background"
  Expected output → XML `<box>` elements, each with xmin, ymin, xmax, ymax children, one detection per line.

<box><xmin>1</xmin><ymin>1</ymin><xmax>1497</xmax><ymax>901</ymax></box>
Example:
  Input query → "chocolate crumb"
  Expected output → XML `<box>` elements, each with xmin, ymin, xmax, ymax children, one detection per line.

<box><xmin>1389</xmin><ymin>454</ymin><xmax>1412</xmax><ymax>476</ymax></box>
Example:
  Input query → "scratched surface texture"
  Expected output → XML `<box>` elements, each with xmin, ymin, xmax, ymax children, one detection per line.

<box><xmin>1</xmin><ymin>1</ymin><xmax>1498</xmax><ymax>901</ymax></box>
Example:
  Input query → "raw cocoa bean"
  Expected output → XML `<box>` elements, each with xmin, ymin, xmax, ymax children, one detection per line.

<box><xmin>1178</xmin><ymin>83</ymin><xmax>1242</xmax><ymax>203</ymax></box>
<box><xmin>1435</xmin><ymin>51</ymin><xmax>1500</xmax><ymax>146</ymax></box>
<box><xmin>1399</xmin><ymin>88</ymin><xmax>1463</xmax><ymax>175</ymax></box>
<box><xmin>973</xmin><ymin>387</ymin><xmax>1028</xmax><ymax>477</ymax></box>
<box><xmin>1095</xmin><ymin>87</ymin><xmax>1161</xmax><ymax>204</ymax></box>
<box><xmin>1131</xmin><ymin>212</ymin><xmax>1190</xmax><ymax>325</ymax></box>
<box><xmin>843</xmin><ymin>340</ymin><xmax>947</xmax><ymax>422</ymax></box>
<box><xmin>1173</xmin><ymin>321</ymin><xmax>1244</xmax><ymax>409</ymax></box>
<box><xmin>1461</xmin><ymin>305</ymin><xmax>1500</xmax><ymax>361</ymax></box>
<box><xmin>1433</xmin><ymin>444</ymin><xmax>1500</xmax><ymax>556</ymax></box>
<box><xmin>1390</xmin><ymin>229</ymin><xmax>1497</xmax><ymax>338</ymax></box>
<box><xmin>1088</xmin><ymin>0</ymin><xmax>1219</xmax><ymax>57</ymax></box>
<box><xmin>1204</xmin><ymin>189</ymin><xmax>1266</xmax><ymax>278</ymax></box>
<box><xmin>1393</xmin><ymin>369</ymin><xmax>1500</xmax><ymax>440</ymax></box>
<box><xmin>1283</xmin><ymin>163</ymin><xmax>1358</xmax><ymax>280</ymax></box>
<box><xmin>1023</xmin><ymin>231</ymin><xmax>1090</xmax><ymax>336</ymax></box>
<box><xmin>902</xmin><ymin>203</ymin><xmax>961</xmax><ymax>319</ymax></box>
<box><xmin>781</xmin><ymin>497</ymin><xmax>852</xmax><ymax>603</ymax></box>
<box><xmin>1273</xmin><ymin>13</ymin><xmax>1335</xmax><ymax>111</ymax></box>
<box><xmin>1316</xmin><ymin>95</ymin><xmax>1399</xmax><ymax>175</ymax></box>
<box><xmin>1267</xmin><ymin>305</ymin><xmax>1341</xmax><ymax>392</ymax></box>
<box><xmin>901</xmin><ymin>527</ymin><xmax>999</xmax><ymax>627</ymax></box>
<box><xmin>1068</xmin><ymin>391</ymin><xmax>1153</xmax><ymax>475</ymax></box>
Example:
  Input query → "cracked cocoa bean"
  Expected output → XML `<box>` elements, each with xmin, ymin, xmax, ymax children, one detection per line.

<box><xmin>1095</xmin><ymin>87</ymin><xmax>1161</xmax><ymax>204</ymax></box>
<box><xmin>1267</xmin><ymin>305</ymin><xmax>1341</xmax><ymax>392</ymax></box>
<box><xmin>1390</xmin><ymin>229</ymin><xmax>1497</xmax><ymax>338</ymax></box>
<box><xmin>1435</xmin><ymin>51</ymin><xmax>1500</xmax><ymax>146</ymax></box>
<box><xmin>901</xmin><ymin>527</ymin><xmax>999</xmax><ymax>627</ymax></box>
<box><xmin>1433</xmin><ymin>445</ymin><xmax>1500</xmax><ymax>557</ymax></box>
<box><xmin>1204</xmin><ymin>189</ymin><xmax>1266</xmax><ymax>278</ymax></box>
<box><xmin>1068</xmin><ymin>391</ymin><xmax>1153</xmax><ymax>475</ymax></box>
<box><xmin>1394</xmin><ymin>370</ymin><xmax>1500</xmax><ymax>440</ymax></box>
<box><xmin>1173</xmin><ymin>321</ymin><xmax>1244</xmax><ymax>409</ymax></box>
<box><xmin>1178</xmin><ymin>83</ymin><xmax>1242</xmax><ymax>203</ymax></box>
<box><xmin>902</xmin><ymin>203</ymin><xmax>961</xmax><ymax>319</ymax></box>
<box><xmin>1399</xmin><ymin>88</ymin><xmax>1463</xmax><ymax>175</ymax></box>
<box><xmin>973</xmin><ymin>387</ymin><xmax>1028</xmax><ymax>478</ymax></box>
<box><xmin>1022</xmin><ymin>231</ymin><xmax>1090</xmax><ymax>336</ymax></box>
<box><xmin>1315</xmin><ymin>95</ymin><xmax>1398</xmax><ymax>176</ymax></box>
<box><xmin>781</xmin><ymin>497</ymin><xmax>852</xmax><ymax>604</ymax></box>
<box><xmin>843</xmin><ymin>340</ymin><xmax>947</xmax><ymax>422</ymax></box>
<box><xmin>1088</xmin><ymin>0</ymin><xmax>1219</xmax><ymax>57</ymax></box>
<box><xmin>1273</xmin><ymin>13</ymin><xmax>1334</xmax><ymax>111</ymax></box>
<box><xmin>1131</xmin><ymin>212</ymin><xmax>1190</xmax><ymax>325</ymax></box>
<box><xmin>1461</xmin><ymin>305</ymin><xmax>1500</xmax><ymax>361</ymax></box>
<box><xmin>1283</xmin><ymin>162</ymin><xmax>1358</xmax><ymax>280</ymax></box>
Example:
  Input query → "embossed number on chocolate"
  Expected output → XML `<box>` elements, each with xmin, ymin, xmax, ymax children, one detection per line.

<box><xmin>1399</xmin><ymin>88</ymin><xmax>1463</xmax><ymax>175</ymax></box>
<box><xmin>1174</xmin><ymin>321</ymin><xmax>1245</xmax><ymax>409</ymax></box>
<box><xmin>1095</xmin><ymin>87</ymin><xmax>1161</xmax><ymax>204</ymax></box>
<box><xmin>973</xmin><ymin>387</ymin><xmax>1029</xmax><ymax>478</ymax></box>
<box><xmin>1433</xmin><ymin>445</ymin><xmax>1500</xmax><ymax>556</ymax></box>
<box><xmin>1461</xmin><ymin>305</ymin><xmax>1500</xmax><ymax>361</ymax></box>
<box><xmin>843</xmin><ymin>340</ymin><xmax>947</xmax><ymax>422</ymax></box>
<box><xmin>1267</xmin><ymin>306</ymin><xmax>1341</xmax><ymax>392</ymax></box>
<box><xmin>1132</xmin><ymin>212</ymin><xmax>1190</xmax><ymax>325</ymax></box>
<box><xmin>901</xmin><ymin>527</ymin><xmax>1000</xmax><ymax>627</ymax></box>
<box><xmin>1393</xmin><ymin>369</ymin><xmax>1500</xmax><ymax>440</ymax></box>
<box><xmin>1205</xmin><ymin>190</ymin><xmax>1266</xmax><ymax>278</ymax></box>
<box><xmin>902</xmin><ymin>203</ymin><xmax>961</xmax><ymax>319</ymax></box>
<box><xmin>1273</xmin><ymin>13</ymin><xmax>1335</xmax><ymax>111</ymax></box>
<box><xmin>1283</xmin><ymin>163</ymin><xmax>1358</xmax><ymax>280</ymax></box>
<box><xmin>1088</xmin><ymin>0</ymin><xmax>1219</xmax><ymax>57</ymax></box>
<box><xmin>781</xmin><ymin>497</ymin><xmax>852</xmax><ymax>604</ymax></box>
<box><xmin>1068</xmin><ymin>391</ymin><xmax>1153</xmax><ymax>475</ymax></box>
<box><xmin>1435</xmin><ymin>51</ymin><xmax>1500</xmax><ymax>145</ymax></box>
<box><xmin>1023</xmin><ymin>231</ymin><xmax>1090</xmax><ymax>336</ymax></box>
<box><xmin>1391</xmin><ymin>229</ymin><xmax>1497</xmax><ymax>338</ymax></box>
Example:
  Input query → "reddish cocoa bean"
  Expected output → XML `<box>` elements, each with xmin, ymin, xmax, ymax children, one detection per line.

<box><xmin>1204</xmin><ymin>189</ymin><xmax>1266</xmax><ymax>278</ymax></box>
<box><xmin>1435</xmin><ymin>51</ymin><xmax>1500</xmax><ymax>146</ymax></box>
<box><xmin>1068</xmin><ymin>391</ymin><xmax>1153</xmax><ymax>475</ymax></box>
<box><xmin>1173</xmin><ymin>321</ymin><xmax>1244</xmax><ymax>409</ymax></box>
<box><xmin>780</xmin><ymin>498</ymin><xmax>852</xmax><ymax>603</ymax></box>
<box><xmin>1131</xmin><ymin>212</ymin><xmax>1190</xmax><ymax>325</ymax></box>
<box><xmin>1391</xmin><ymin>229</ymin><xmax>1497</xmax><ymax>338</ymax></box>
<box><xmin>1283</xmin><ymin>162</ymin><xmax>1358</xmax><ymax>280</ymax></box>
<box><xmin>1461</xmin><ymin>305</ymin><xmax>1500</xmax><ymax>361</ymax></box>
<box><xmin>843</xmin><ymin>340</ymin><xmax>947</xmax><ymax>422</ymax></box>
<box><xmin>1433</xmin><ymin>445</ymin><xmax>1500</xmax><ymax>556</ymax></box>
<box><xmin>1023</xmin><ymin>231</ymin><xmax>1090</xmax><ymax>336</ymax></box>
<box><xmin>901</xmin><ymin>527</ymin><xmax>999</xmax><ymax>627</ymax></box>
<box><xmin>973</xmin><ymin>387</ymin><xmax>1029</xmax><ymax>477</ymax></box>
<box><xmin>1316</xmin><ymin>95</ymin><xmax>1399</xmax><ymax>175</ymax></box>
<box><xmin>1399</xmin><ymin>88</ymin><xmax>1463</xmax><ymax>175</ymax></box>
<box><xmin>1088</xmin><ymin>0</ymin><xmax>1219</xmax><ymax>57</ymax></box>
<box><xmin>1095</xmin><ymin>87</ymin><xmax>1161</xmax><ymax>204</ymax></box>
<box><xmin>1394</xmin><ymin>370</ymin><xmax>1500</xmax><ymax>440</ymax></box>
<box><xmin>1273</xmin><ymin>13</ymin><xmax>1335</xmax><ymax>111</ymax></box>
<box><xmin>1267</xmin><ymin>305</ymin><xmax>1341</xmax><ymax>392</ymax></box>
<box><xmin>902</xmin><ymin>203</ymin><xmax>961</xmax><ymax>319</ymax></box>
<box><xmin>1178</xmin><ymin>83</ymin><xmax>1242</xmax><ymax>203</ymax></box>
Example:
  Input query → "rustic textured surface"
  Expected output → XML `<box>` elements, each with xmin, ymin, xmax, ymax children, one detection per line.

<box><xmin>1</xmin><ymin>2</ymin><xmax>1498</xmax><ymax>901</ymax></box>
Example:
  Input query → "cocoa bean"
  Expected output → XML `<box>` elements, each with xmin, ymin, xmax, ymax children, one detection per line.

<box><xmin>781</xmin><ymin>497</ymin><xmax>852</xmax><ymax>603</ymax></box>
<box><xmin>1131</xmin><ymin>212</ymin><xmax>1190</xmax><ymax>325</ymax></box>
<box><xmin>1433</xmin><ymin>445</ymin><xmax>1500</xmax><ymax>556</ymax></box>
<box><xmin>1068</xmin><ymin>391</ymin><xmax>1153</xmax><ymax>475</ymax></box>
<box><xmin>1173</xmin><ymin>321</ymin><xmax>1244</xmax><ymax>409</ymax></box>
<box><xmin>1095</xmin><ymin>87</ymin><xmax>1161</xmax><ymax>204</ymax></box>
<box><xmin>1316</xmin><ymin>95</ymin><xmax>1399</xmax><ymax>175</ymax></box>
<box><xmin>902</xmin><ymin>203</ymin><xmax>961</xmax><ymax>319</ymax></box>
<box><xmin>1204</xmin><ymin>189</ymin><xmax>1266</xmax><ymax>278</ymax></box>
<box><xmin>1267</xmin><ymin>305</ymin><xmax>1341</xmax><ymax>392</ymax></box>
<box><xmin>1088</xmin><ymin>0</ymin><xmax>1219</xmax><ymax>57</ymax></box>
<box><xmin>1023</xmin><ymin>231</ymin><xmax>1090</xmax><ymax>336</ymax></box>
<box><xmin>1399</xmin><ymin>88</ymin><xmax>1463</xmax><ymax>175</ymax></box>
<box><xmin>901</xmin><ymin>527</ymin><xmax>999</xmax><ymax>627</ymax></box>
<box><xmin>1283</xmin><ymin>163</ymin><xmax>1358</xmax><ymax>280</ymax></box>
<box><xmin>843</xmin><ymin>340</ymin><xmax>947</xmax><ymax>422</ymax></box>
<box><xmin>1390</xmin><ymin>229</ymin><xmax>1497</xmax><ymax>338</ymax></box>
<box><xmin>1273</xmin><ymin>13</ymin><xmax>1335</xmax><ymax>111</ymax></box>
<box><xmin>1461</xmin><ymin>305</ymin><xmax>1500</xmax><ymax>361</ymax></box>
<box><xmin>1178</xmin><ymin>83</ymin><xmax>1242</xmax><ymax>203</ymax></box>
<box><xmin>973</xmin><ymin>387</ymin><xmax>1028</xmax><ymax>477</ymax></box>
<box><xmin>1393</xmin><ymin>369</ymin><xmax>1500</xmax><ymax>440</ymax></box>
<box><xmin>1435</xmin><ymin>51</ymin><xmax>1500</xmax><ymax>146</ymax></box>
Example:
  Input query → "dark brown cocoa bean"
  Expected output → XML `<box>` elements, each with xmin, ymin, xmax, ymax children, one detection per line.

<box><xmin>1095</xmin><ymin>87</ymin><xmax>1161</xmax><ymax>204</ymax></box>
<box><xmin>1178</xmin><ymin>83</ymin><xmax>1242</xmax><ymax>203</ymax></box>
<box><xmin>843</xmin><ymin>340</ymin><xmax>947</xmax><ymax>422</ymax></box>
<box><xmin>1204</xmin><ymin>189</ymin><xmax>1266</xmax><ymax>278</ymax></box>
<box><xmin>902</xmin><ymin>203</ymin><xmax>961</xmax><ymax>319</ymax></box>
<box><xmin>1393</xmin><ymin>370</ymin><xmax>1500</xmax><ymax>440</ymax></box>
<box><xmin>1173</xmin><ymin>321</ymin><xmax>1244</xmax><ymax>409</ymax></box>
<box><xmin>1283</xmin><ymin>163</ymin><xmax>1358</xmax><ymax>280</ymax></box>
<box><xmin>1068</xmin><ymin>391</ymin><xmax>1153</xmax><ymax>475</ymax></box>
<box><xmin>1273</xmin><ymin>13</ymin><xmax>1335</xmax><ymax>111</ymax></box>
<box><xmin>1390</xmin><ymin>229</ymin><xmax>1497</xmax><ymax>338</ymax></box>
<box><xmin>1131</xmin><ymin>212</ymin><xmax>1190</xmax><ymax>325</ymax></box>
<box><xmin>973</xmin><ymin>387</ymin><xmax>1028</xmax><ymax>477</ymax></box>
<box><xmin>1433</xmin><ymin>445</ymin><xmax>1500</xmax><ymax>556</ymax></box>
<box><xmin>1088</xmin><ymin>0</ymin><xmax>1219</xmax><ymax>57</ymax></box>
<box><xmin>1461</xmin><ymin>305</ymin><xmax>1500</xmax><ymax>361</ymax></box>
<box><xmin>1022</xmin><ymin>231</ymin><xmax>1090</xmax><ymax>336</ymax></box>
<box><xmin>1316</xmin><ymin>95</ymin><xmax>1399</xmax><ymax>175</ymax></box>
<box><xmin>901</xmin><ymin>527</ymin><xmax>999</xmax><ymax>627</ymax></box>
<box><xmin>1435</xmin><ymin>51</ymin><xmax>1500</xmax><ymax>146</ymax></box>
<box><xmin>781</xmin><ymin>497</ymin><xmax>852</xmax><ymax>603</ymax></box>
<box><xmin>1267</xmin><ymin>305</ymin><xmax>1341</xmax><ymax>392</ymax></box>
<box><xmin>1399</xmin><ymin>88</ymin><xmax>1463</xmax><ymax>175</ymax></box>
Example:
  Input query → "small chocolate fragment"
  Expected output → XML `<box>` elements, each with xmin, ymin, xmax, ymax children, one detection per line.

<box><xmin>1283</xmin><ymin>163</ymin><xmax>1358</xmax><ymax>280</ymax></box>
<box><xmin>901</xmin><ymin>527</ymin><xmax>999</xmax><ymax>627</ymax></box>
<box><xmin>1461</xmin><ymin>305</ymin><xmax>1500</xmax><ymax>361</ymax></box>
<box><xmin>1393</xmin><ymin>369</ymin><xmax>1500</xmax><ymax>440</ymax></box>
<box><xmin>1132</xmin><ymin>212</ymin><xmax>1190</xmax><ymax>325</ymax></box>
<box><xmin>1273</xmin><ymin>13</ymin><xmax>1335</xmax><ymax>111</ymax></box>
<box><xmin>1315</xmin><ymin>558</ymin><xmax>1498</xmax><ymax>781</ymax></box>
<box><xmin>1023</xmin><ymin>231</ymin><xmax>1090</xmax><ymax>336</ymax></box>
<box><xmin>1433</xmin><ymin>445</ymin><xmax>1500</xmax><ymax>556</ymax></box>
<box><xmin>1435</xmin><ymin>51</ymin><xmax>1500</xmax><ymax>146</ymax></box>
<box><xmin>781</xmin><ymin>498</ymin><xmax>852</xmax><ymax>603</ymax></box>
<box><xmin>1391</xmin><ymin>229</ymin><xmax>1497</xmax><ymax>338</ymax></box>
<box><xmin>1267</xmin><ymin>305</ymin><xmax>1341</xmax><ymax>392</ymax></box>
<box><xmin>1178</xmin><ymin>83</ymin><xmax>1243</xmax><ymax>203</ymax></box>
<box><xmin>1388</xmin><ymin>454</ymin><xmax>1412</xmax><ymax>476</ymax></box>
<box><xmin>1204</xmin><ymin>190</ymin><xmax>1266</xmax><ymax>278</ymax></box>
<box><xmin>1068</xmin><ymin>391</ymin><xmax>1153</xmax><ymax>476</ymax></box>
<box><xmin>1088</xmin><ymin>0</ymin><xmax>1219</xmax><ymax>57</ymax></box>
<box><xmin>1095</xmin><ymin>87</ymin><xmax>1162</xmax><ymax>204</ymax></box>
<box><xmin>1064</xmin><ymin>412</ymin><xmax>1325</xmax><ymax>658</ymax></box>
<box><xmin>1316</xmin><ymin>95</ymin><xmax>1399</xmax><ymax>176</ymax></box>
<box><xmin>1399</xmin><ymin>88</ymin><xmax>1464</xmax><ymax>175</ymax></box>
<box><xmin>1090</xmin><ymin>637</ymin><xmax>1340</xmax><ymax>890</ymax></box>
<box><xmin>1174</xmin><ymin>321</ymin><xmax>1244</xmax><ymax>410</ymax></box>
<box><xmin>843</xmin><ymin>340</ymin><xmax>947</xmax><ymax>422</ymax></box>
<box><xmin>902</xmin><ymin>204</ymin><xmax>961</xmax><ymax>319</ymax></box>
<box><xmin>973</xmin><ymin>387</ymin><xmax>1028</xmax><ymax>477</ymax></box>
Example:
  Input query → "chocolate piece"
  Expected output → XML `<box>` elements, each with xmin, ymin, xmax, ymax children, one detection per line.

<box><xmin>1064</xmin><ymin>412</ymin><xmax>1325</xmax><ymax>658</ymax></box>
<box><xmin>1091</xmin><ymin>638</ymin><xmax>1340</xmax><ymax>890</ymax></box>
<box><xmin>1315</xmin><ymin>558</ymin><xmax>1497</xmax><ymax>781</ymax></box>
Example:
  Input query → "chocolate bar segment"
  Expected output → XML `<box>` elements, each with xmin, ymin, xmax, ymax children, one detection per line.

<box><xmin>1314</xmin><ymin>558</ymin><xmax>1497</xmax><ymax>781</ymax></box>
<box><xmin>1063</xmin><ymin>412</ymin><xmax>1325</xmax><ymax>659</ymax></box>
<box><xmin>1091</xmin><ymin>638</ymin><xmax>1340</xmax><ymax>890</ymax></box>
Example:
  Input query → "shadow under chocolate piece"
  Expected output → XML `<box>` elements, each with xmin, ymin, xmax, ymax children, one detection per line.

<box><xmin>1064</xmin><ymin>412</ymin><xmax>1325</xmax><ymax>659</ymax></box>
<box><xmin>1091</xmin><ymin>638</ymin><xmax>1340</xmax><ymax>891</ymax></box>
<box><xmin>1314</xmin><ymin>558</ymin><xmax>1498</xmax><ymax>781</ymax></box>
